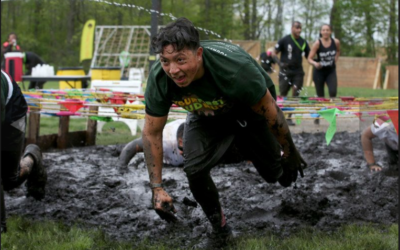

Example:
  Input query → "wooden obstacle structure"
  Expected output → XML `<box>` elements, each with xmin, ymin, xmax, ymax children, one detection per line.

<box><xmin>262</xmin><ymin>41</ymin><xmax>387</xmax><ymax>89</ymax></box>
<box><xmin>232</xmin><ymin>40</ymin><xmax>261</xmax><ymax>59</ymax></box>
<box><xmin>25</xmin><ymin>106</ymin><xmax>99</xmax><ymax>150</ymax></box>
<box><xmin>383</xmin><ymin>65</ymin><xmax>398</xmax><ymax>90</ymax></box>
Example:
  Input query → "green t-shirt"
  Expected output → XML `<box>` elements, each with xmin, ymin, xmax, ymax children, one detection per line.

<box><xmin>145</xmin><ymin>40</ymin><xmax>276</xmax><ymax>118</ymax></box>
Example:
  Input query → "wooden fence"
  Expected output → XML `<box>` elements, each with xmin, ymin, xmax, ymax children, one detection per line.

<box><xmin>261</xmin><ymin>41</ymin><xmax>388</xmax><ymax>89</ymax></box>
<box><xmin>232</xmin><ymin>40</ymin><xmax>261</xmax><ymax>59</ymax></box>
<box><xmin>383</xmin><ymin>65</ymin><xmax>399</xmax><ymax>90</ymax></box>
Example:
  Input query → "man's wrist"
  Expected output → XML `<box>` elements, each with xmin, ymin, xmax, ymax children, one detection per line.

<box><xmin>150</xmin><ymin>182</ymin><xmax>163</xmax><ymax>189</ymax></box>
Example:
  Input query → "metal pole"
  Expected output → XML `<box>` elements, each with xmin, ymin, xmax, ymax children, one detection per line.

<box><xmin>149</xmin><ymin>0</ymin><xmax>160</xmax><ymax>72</ymax></box>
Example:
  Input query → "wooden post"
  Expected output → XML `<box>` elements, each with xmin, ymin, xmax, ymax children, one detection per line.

<box><xmin>383</xmin><ymin>69</ymin><xmax>390</xmax><ymax>90</ymax></box>
<box><xmin>27</xmin><ymin>113</ymin><xmax>40</xmax><ymax>144</ymax></box>
<box><xmin>372</xmin><ymin>59</ymin><xmax>381</xmax><ymax>89</ymax></box>
<box><xmin>57</xmin><ymin>116</ymin><xmax>70</xmax><ymax>149</ymax></box>
<box><xmin>86</xmin><ymin>106</ymin><xmax>98</xmax><ymax>146</ymax></box>
<box><xmin>306</xmin><ymin>65</ymin><xmax>313</xmax><ymax>87</ymax></box>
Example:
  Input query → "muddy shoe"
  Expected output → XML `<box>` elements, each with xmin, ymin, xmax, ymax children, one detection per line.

<box><xmin>24</xmin><ymin>144</ymin><xmax>47</xmax><ymax>200</ymax></box>
<box><xmin>193</xmin><ymin>225</ymin><xmax>235</xmax><ymax>249</ymax></box>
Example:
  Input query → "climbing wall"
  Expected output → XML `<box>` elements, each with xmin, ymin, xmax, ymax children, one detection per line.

<box><xmin>91</xmin><ymin>25</ymin><xmax>152</xmax><ymax>78</ymax></box>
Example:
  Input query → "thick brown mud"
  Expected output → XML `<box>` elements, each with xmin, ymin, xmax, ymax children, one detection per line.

<box><xmin>4</xmin><ymin>131</ymin><xmax>398</xmax><ymax>248</ymax></box>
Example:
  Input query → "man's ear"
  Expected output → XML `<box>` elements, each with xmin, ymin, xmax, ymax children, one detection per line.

<box><xmin>196</xmin><ymin>47</ymin><xmax>203</xmax><ymax>59</ymax></box>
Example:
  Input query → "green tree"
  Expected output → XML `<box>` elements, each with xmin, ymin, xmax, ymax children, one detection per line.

<box><xmin>386</xmin><ymin>0</ymin><xmax>398</xmax><ymax>64</ymax></box>
<box><xmin>331</xmin><ymin>0</ymin><xmax>396</xmax><ymax>58</ymax></box>
<box><xmin>296</xmin><ymin>0</ymin><xmax>330</xmax><ymax>42</ymax></box>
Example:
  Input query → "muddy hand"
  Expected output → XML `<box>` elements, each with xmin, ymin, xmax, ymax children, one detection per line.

<box><xmin>152</xmin><ymin>188</ymin><xmax>177</xmax><ymax>223</ymax></box>
<box><xmin>279</xmin><ymin>149</ymin><xmax>307</xmax><ymax>187</ymax></box>
<box><xmin>369</xmin><ymin>164</ymin><xmax>382</xmax><ymax>172</ymax></box>
<box><xmin>283</xmin><ymin>148</ymin><xmax>307</xmax><ymax>177</ymax></box>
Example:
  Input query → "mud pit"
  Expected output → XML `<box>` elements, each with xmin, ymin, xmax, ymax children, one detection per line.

<box><xmin>5</xmin><ymin>131</ymin><xmax>398</xmax><ymax>248</ymax></box>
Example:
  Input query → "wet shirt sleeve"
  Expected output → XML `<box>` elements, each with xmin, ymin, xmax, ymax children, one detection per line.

<box><xmin>144</xmin><ymin>64</ymin><xmax>173</xmax><ymax>117</ymax></box>
<box><xmin>275</xmin><ymin>37</ymin><xmax>285</xmax><ymax>53</ymax></box>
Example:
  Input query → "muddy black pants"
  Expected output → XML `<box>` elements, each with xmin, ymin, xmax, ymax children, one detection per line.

<box><xmin>1</xmin><ymin>118</ymin><xmax>28</xmax><ymax>231</ymax></box>
<box><xmin>385</xmin><ymin>144</ymin><xmax>398</xmax><ymax>166</ymax></box>
<box><xmin>278</xmin><ymin>70</ymin><xmax>304</xmax><ymax>97</ymax></box>
<box><xmin>313</xmin><ymin>67</ymin><xmax>337</xmax><ymax>98</ymax></box>
<box><xmin>1</xmin><ymin>118</ymin><xmax>28</xmax><ymax>191</ymax></box>
<box><xmin>183</xmin><ymin>112</ymin><xmax>282</xmax><ymax>229</ymax></box>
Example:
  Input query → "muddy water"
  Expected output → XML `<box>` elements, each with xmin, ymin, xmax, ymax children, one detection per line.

<box><xmin>5</xmin><ymin>131</ymin><xmax>398</xmax><ymax>248</ymax></box>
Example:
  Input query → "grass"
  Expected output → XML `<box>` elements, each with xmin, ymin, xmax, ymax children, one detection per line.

<box><xmin>234</xmin><ymin>224</ymin><xmax>398</xmax><ymax>250</ymax></box>
<box><xmin>1</xmin><ymin>216</ymin><xmax>398</xmax><ymax>250</ymax></box>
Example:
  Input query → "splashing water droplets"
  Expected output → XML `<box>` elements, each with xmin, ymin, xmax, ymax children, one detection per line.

<box><xmin>89</xmin><ymin>0</ymin><xmax>232</xmax><ymax>42</ymax></box>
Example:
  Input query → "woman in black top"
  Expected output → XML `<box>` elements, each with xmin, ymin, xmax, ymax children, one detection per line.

<box><xmin>308</xmin><ymin>24</ymin><xmax>340</xmax><ymax>98</ymax></box>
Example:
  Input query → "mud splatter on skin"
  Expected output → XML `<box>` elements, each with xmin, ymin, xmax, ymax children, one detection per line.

<box><xmin>142</xmin><ymin>115</ymin><xmax>166</xmax><ymax>183</ymax></box>
<box><xmin>252</xmin><ymin>90</ymin><xmax>298</xmax><ymax>159</ymax></box>
<box><xmin>4</xmin><ymin>131</ymin><xmax>398</xmax><ymax>248</ymax></box>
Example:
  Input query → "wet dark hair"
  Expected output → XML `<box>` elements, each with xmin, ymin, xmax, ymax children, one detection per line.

<box><xmin>151</xmin><ymin>17</ymin><xmax>200</xmax><ymax>54</ymax></box>
<box><xmin>319</xmin><ymin>24</ymin><xmax>333</xmax><ymax>38</ymax></box>
<box><xmin>292</xmin><ymin>21</ymin><xmax>302</xmax><ymax>28</ymax></box>
<box><xmin>176</xmin><ymin>122</ymin><xmax>185</xmax><ymax>141</ymax></box>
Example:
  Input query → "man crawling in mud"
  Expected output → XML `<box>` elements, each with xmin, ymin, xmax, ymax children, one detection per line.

<box><xmin>1</xmin><ymin>70</ymin><xmax>47</xmax><ymax>233</ymax></box>
<box><xmin>119</xmin><ymin>119</ymin><xmax>246</xmax><ymax>170</ymax></box>
<box><xmin>361</xmin><ymin>116</ymin><xmax>398</xmax><ymax>172</ymax></box>
<box><xmin>118</xmin><ymin>119</ymin><xmax>186</xmax><ymax>169</ymax></box>
<box><xmin>142</xmin><ymin>17</ymin><xmax>307</xmax><ymax>248</ymax></box>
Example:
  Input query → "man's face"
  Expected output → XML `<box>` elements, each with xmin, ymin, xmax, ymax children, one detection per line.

<box><xmin>8</xmin><ymin>34</ymin><xmax>16</xmax><ymax>43</ymax></box>
<box><xmin>291</xmin><ymin>24</ymin><xmax>302</xmax><ymax>38</ymax></box>
<box><xmin>160</xmin><ymin>44</ymin><xmax>203</xmax><ymax>88</ymax></box>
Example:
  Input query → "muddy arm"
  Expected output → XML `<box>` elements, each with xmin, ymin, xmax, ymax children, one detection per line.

<box><xmin>251</xmin><ymin>88</ymin><xmax>306</xmax><ymax>175</ymax></box>
<box><xmin>361</xmin><ymin>125</ymin><xmax>379</xmax><ymax>170</ymax></box>
<box><xmin>142</xmin><ymin>114</ymin><xmax>177</xmax><ymax>222</ymax></box>
<box><xmin>142</xmin><ymin>114</ymin><xmax>167</xmax><ymax>185</ymax></box>
<box><xmin>118</xmin><ymin>138</ymin><xmax>144</xmax><ymax>167</ymax></box>
<box><xmin>251</xmin><ymin>89</ymin><xmax>293</xmax><ymax>156</ymax></box>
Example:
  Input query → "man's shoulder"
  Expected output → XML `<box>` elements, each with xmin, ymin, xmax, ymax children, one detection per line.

<box><xmin>201</xmin><ymin>40</ymin><xmax>253</xmax><ymax>75</ymax></box>
<box><xmin>148</xmin><ymin>61</ymin><xmax>168</xmax><ymax>84</ymax></box>
<box><xmin>201</xmin><ymin>40</ymin><xmax>246</xmax><ymax>57</ymax></box>
<box><xmin>280</xmin><ymin>34</ymin><xmax>291</xmax><ymax>41</ymax></box>
<box><xmin>145</xmin><ymin>61</ymin><xmax>171</xmax><ymax>100</ymax></box>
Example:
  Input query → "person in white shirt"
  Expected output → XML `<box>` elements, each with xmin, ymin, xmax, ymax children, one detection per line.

<box><xmin>361</xmin><ymin>117</ymin><xmax>398</xmax><ymax>172</ymax></box>
<box><xmin>118</xmin><ymin>119</ymin><xmax>185</xmax><ymax>169</ymax></box>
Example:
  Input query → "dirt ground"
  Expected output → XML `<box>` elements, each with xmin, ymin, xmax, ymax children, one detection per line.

<box><xmin>5</xmin><ymin>124</ymin><xmax>398</xmax><ymax>248</ymax></box>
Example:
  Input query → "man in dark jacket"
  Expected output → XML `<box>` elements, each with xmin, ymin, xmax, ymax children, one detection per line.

<box><xmin>1</xmin><ymin>70</ymin><xmax>47</xmax><ymax>233</ymax></box>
